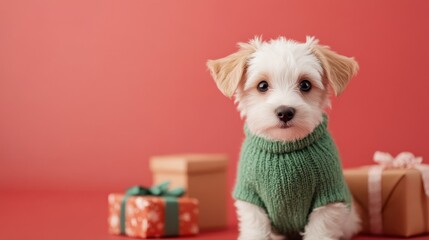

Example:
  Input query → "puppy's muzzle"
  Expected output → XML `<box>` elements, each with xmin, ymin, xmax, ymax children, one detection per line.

<box><xmin>275</xmin><ymin>106</ymin><xmax>295</xmax><ymax>123</ymax></box>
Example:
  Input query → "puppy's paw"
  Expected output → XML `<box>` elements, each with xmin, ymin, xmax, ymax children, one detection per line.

<box><xmin>303</xmin><ymin>235</ymin><xmax>336</xmax><ymax>240</ymax></box>
<box><xmin>270</xmin><ymin>232</ymin><xmax>286</xmax><ymax>240</ymax></box>
<box><xmin>238</xmin><ymin>233</ymin><xmax>270</xmax><ymax>240</ymax></box>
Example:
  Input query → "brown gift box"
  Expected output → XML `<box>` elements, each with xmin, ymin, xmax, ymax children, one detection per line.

<box><xmin>150</xmin><ymin>154</ymin><xmax>228</xmax><ymax>230</ymax></box>
<box><xmin>344</xmin><ymin>167</ymin><xmax>429</xmax><ymax>237</ymax></box>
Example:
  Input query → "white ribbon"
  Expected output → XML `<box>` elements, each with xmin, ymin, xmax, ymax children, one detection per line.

<box><xmin>368</xmin><ymin>151</ymin><xmax>429</xmax><ymax>234</ymax></box>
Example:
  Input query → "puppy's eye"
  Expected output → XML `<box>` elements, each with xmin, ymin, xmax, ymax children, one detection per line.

<box><xmin>299</xmin><ymin>80</ymin><xmax>312</xmax><ymax>92</ymax></box>
<box><xmin>257</xmin><ymin>81</ymin><xmax>269</xmax><ymax>92</ymax></box>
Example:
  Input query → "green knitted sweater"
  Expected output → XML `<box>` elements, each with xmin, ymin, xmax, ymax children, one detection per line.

<box><xmin>233</xmin><ymin>117</ymin><xmax>351</xmax><ymax>240</ymax></box>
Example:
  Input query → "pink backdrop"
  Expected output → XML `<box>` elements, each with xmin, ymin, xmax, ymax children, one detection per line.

<box><xmin>1</xmin><ymin>0</ymin><xmax>428</xmax><ymax>226</ymax></box>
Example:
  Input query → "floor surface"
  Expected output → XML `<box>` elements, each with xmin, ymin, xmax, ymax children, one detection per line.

<box><xmin>1</xmin><ymin>190</ymin><xmax>428</xmax><ymax>240</ymax></box>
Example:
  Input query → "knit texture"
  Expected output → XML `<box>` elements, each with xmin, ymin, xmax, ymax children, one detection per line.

<box><xmin>233</xmin><ymin>116</ymin><xmax>351</xmax><ymax>240</ymax></box>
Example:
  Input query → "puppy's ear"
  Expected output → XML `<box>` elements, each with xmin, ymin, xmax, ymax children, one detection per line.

<box><xmin>310</xmin><ymin>39</ymin><xmax>359</xmax><ymax>96</ymax></box>
<box><xmin>206</xmin><ymin>41</ymin><xmax>258</xmax><ymax>98</ymax></box>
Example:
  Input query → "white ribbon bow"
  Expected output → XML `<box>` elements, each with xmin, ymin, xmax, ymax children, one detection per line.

<box><xmin>374</xmin><ymin>151</ymin><xmax>423</xmax><ymax>169</ymax></box>
<box><xmin>368</xmin><ymin>151</ymin><xmax>428</xmax><ymax>234</ymax></box>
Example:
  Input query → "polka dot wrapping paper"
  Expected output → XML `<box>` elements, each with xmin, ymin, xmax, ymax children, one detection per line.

<box><xmin>108</xmin><ymin>194</ymin><xmax>199</xmax><ymax>238</ymax></box>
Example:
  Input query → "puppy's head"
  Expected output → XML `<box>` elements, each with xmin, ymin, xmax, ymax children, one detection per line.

<box><xmin>207</xmin><ymin>36</ymin><xmax>358</xmax><ymax>141</ymax></box>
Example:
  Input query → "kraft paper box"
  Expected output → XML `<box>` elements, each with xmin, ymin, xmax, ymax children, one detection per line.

<box><xmin>108</xmin><ymin>194</ymin><xmax>199</xmax><ymax>238</ymax></box>
<box><xmin>150</xmin><ymin>154</ymin><xmax>228</xmax><ymax>230</ymax></box>
<box><xmin>344</xmin><ymin>167</ymin><xmax>429</xmax><ymax>237</ymax></box>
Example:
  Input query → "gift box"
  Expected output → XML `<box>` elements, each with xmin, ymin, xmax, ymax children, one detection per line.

<box><xmin>150</xmin><ymin>154</ymin><xmax>228</xmax><ymax>230</ymax></box>
<box><xmin>108</xmin><ymin>184</ymin><xmax>199</xmax><ymax>238</ymax></box>
<box><xmin>344</xmin><ymin>152</ymin><xmax>429</xmax><ymax>237</ymax></box>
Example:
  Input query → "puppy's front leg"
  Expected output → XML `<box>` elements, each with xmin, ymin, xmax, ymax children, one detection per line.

<box><xmin>235</xmin><ymin>200</ymin><xmax>274</xmax><ymax>240</ymax></box>
<box><xmin>302</xmin><ymin>203</ymin><xmax>360</xmax><ymax>240</ymax></box>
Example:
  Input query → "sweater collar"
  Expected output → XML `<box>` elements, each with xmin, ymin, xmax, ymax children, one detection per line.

<box><xmin>244</xmin><ymin>115</ymin><xmax>328</xmax><ymax>153</ymax></box>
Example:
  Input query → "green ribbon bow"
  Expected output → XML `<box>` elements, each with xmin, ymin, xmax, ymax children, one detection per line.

<box><xmin>120</xmin><ymin>182</ymin><xmax>185</xmax><ymax>236</ymax></box>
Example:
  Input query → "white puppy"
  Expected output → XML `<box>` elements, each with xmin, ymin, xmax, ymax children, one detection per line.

<box><xmin>207</xmin><ymin>36</ymin><xmax>361</xmax><ymax>240</ymax></box>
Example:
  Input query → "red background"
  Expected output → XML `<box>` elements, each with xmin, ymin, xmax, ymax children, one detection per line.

<box><xmin>1</xmin><ymin>0</ymin><xmax>429</xmax><ymax>239</ymax></box>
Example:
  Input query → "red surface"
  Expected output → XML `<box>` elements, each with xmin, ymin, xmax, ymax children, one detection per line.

<box><xmin>1</xmin><ymin>191</ymin><xmax>428</xmax><ymax>240</ymax></box>
<box><xmin>1</xmin><ymin>0</ymin><xmax>429</xmax><ymax>239</ymax></box>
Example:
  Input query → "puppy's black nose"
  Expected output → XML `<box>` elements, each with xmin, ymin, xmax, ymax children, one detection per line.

<box><xmin>275</xmin><ymin>106</ymin><xmax>295</xmax><ymax>123</ymax></box>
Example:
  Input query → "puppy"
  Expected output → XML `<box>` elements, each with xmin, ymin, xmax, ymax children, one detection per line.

<box><xmin>207</xmin><ymin>36</ymin><xmax>360</xmax><ymax>240</ymax></box>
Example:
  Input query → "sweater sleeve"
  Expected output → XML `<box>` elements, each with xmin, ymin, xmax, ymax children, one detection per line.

<box><xmin>233</xmin><ymin>176</ymin><xmax>266</xmax><ymax>209</ymax></box>
<box><xmin>233</xmin><ymin>141</ymin><xmax>265</xmax><ymax>209</ymax></box>
<box><xmin>233</xmin><ymin>146</ymin><xmax>266</xmax><ymax>210</ymax></box>
<box><xmin>312</xmin><ymin>154</ymin><xmax>352</xmax><ymax>209</ymax></box>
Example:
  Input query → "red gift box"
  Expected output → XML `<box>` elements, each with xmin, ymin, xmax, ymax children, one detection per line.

<box><xmin>108</xmin><ymin>185</ymin><xmax>199</xmax><ymax>238</ymax></box>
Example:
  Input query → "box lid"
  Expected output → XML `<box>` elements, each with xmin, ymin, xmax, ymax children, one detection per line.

<box><xmin>150</xmin><ymin>154</ymin><xmax>228</xmax><ymax>174</ymax></box>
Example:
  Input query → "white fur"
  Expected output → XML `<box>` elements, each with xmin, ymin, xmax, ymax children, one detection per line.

<box><xmin>235</xmin><ymin>200</ymin><xmax>272</xmax><ymax>240</ymax></box>
<box><xmin>235</xmin><ymin>37</ymin><xmax>329</xmax><ymax>141</ymax></box>
<box><xmin>208</xmin><ymin>36</ymin><xmax>360</xmax><ymax>239</ymax></box>
<box><xmin>236</xmin><ymin>200</ymin><xmax>360</xmax><ymax>240</ymax></box>
<box><xmin>303</xmin><ymin>203</ymin><xmax>361</xmax><ymax>240</ymax></box>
